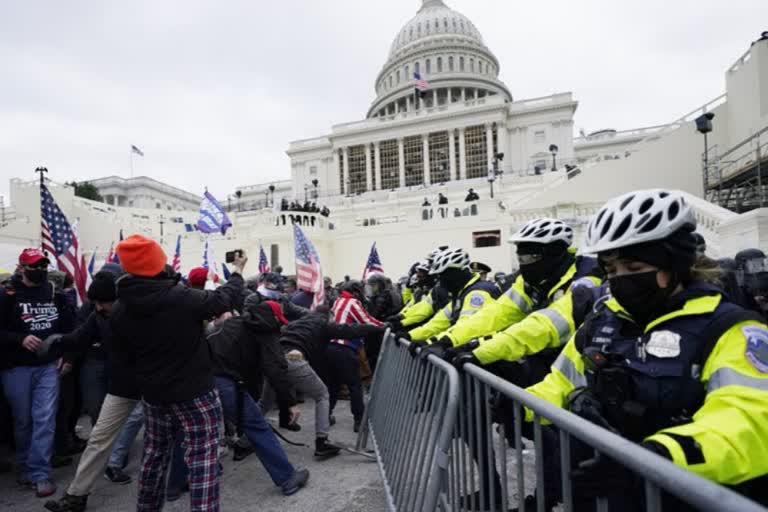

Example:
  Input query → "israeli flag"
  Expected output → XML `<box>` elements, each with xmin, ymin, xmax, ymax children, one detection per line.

<box><xmin>196</xmin><ymin>191</ymin><xmax>233</xmax><ymax>235</ymax></box>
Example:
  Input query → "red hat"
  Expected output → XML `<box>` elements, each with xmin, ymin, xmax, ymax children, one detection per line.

<box><xmin>116</xmin><ymin>235</ymin><xmax>167</xmax><ymax>277</ymax></box>
<box><xmin>19</xmin><ymin>248</ymin><xmax>50</xmax><ymax>266</ymax></box>
<box><xmin>264</xmin><ymin>300</ymin><xmax>289</xmax><ymax>325</ymax></box>
<box><xmin>187</xmin><ymin>267</ymin><xmax>208</xmax><ymax>288</ymax></box>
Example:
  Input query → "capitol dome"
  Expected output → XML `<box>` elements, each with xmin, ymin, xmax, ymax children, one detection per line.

<box><xmin>368</xmin><ymin>0</ymin><xmax>512</xmax><ymax>118</ymax></box>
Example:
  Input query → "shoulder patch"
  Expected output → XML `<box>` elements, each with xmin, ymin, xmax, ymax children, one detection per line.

<box><xmin>571</xmin><ymin>277</ymin><xmax>597</xmax><ymax>290</ymax></box>
<box><xmin>743</xmin><ymin>325</ymin><xmax>768</xmax><ymax>373</ymax></box>
<box><xmin>469</xmin><ymin>293</ymin><xmax>485</xmax><ymax>308</ymax></box>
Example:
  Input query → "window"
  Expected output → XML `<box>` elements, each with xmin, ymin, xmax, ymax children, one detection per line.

<box><xmin>470</xmin><ymin>58</ymin><xmax>475</xmax><ymax>72</ymax></box>
<box><xmin>460</xmin><ymin>57</ymin><xmax>465</xmax><ymax>71</ymax></box>
<box><xmin>415</xmin><ymin>62</ymin><xmax>420</xmax><ymax>74</ymax></box>
<box><xmin>348</xmin><ymin>145</ymin><xmax>367</xmax><ymax>194</ymax></box>
<box><xmin>155</xmin><ymin>202</ymin><xmax>161</xmax><ymax>209</ymax></box>
<box><xmin>338</xmin><ymin>148</ymin><xmax>345</xmax><ymax>193</ymax></box>
<box><xmin>426</xmin><ymin>59</ymin><xmax>431</xmax><ymax>74</ymax></box>
<box><xmin>444</xmin><ymin>18</ymin><xmax>448</xmax><ymax>29</ymax></box>
<box><xmin>403</xmin><ymin>135</ymin><xmax>424</xmax><ymax>187</ymax></box>
<box><xmin>405</xmin><ymin>65</ymin><xmax>410</xmax><ymax>79</ymax></box>
<box><xmin>464</xmin><ymin>125</ymin><xmax>488</xmax><ymax>179</ymax></box>
<box><xmin>435</xmin><ymin>19</ymin><xmax>439</xmax><ymax>30</ymax></box>
<box><xmin>380</xmin><ymin>139</ymin><xmax>400</xmax><ymax>190</ymax></box>
<box><xmin>448</xmin><ymin>56</ymin><xmax>454</xmax><ymax>71</ymax></box>
<box><xmin>437</xmin><ymin>57</ymin><xmax>443</xmax><ymax>72</ymax></box>
<box><xmin>417</xmin><ymin>23</ymin><xmax>421</xmax><ymax>35</ymax></box>
<box><xmin>389</xmin><ymin>75</ymin><xmax>393</xmax><ymax>88</ymax></box>
<box><xmin>429</xmin><ymin>131</ymin><xmax>450</xmax><ymax>184</ymax></box>
<box><xmin>534</xmin><ymin>130</ymin><xmax>545</xmax><ymax>143</ymax></box>
<box><xmin>270</xmin><ymin>244</ymin><xmax>278</xmax><ymax>268</ymax></box>
<box><xmin>473</xmin><ymin>230</ymin><xmax>501</xmax><ymax>248</ymax></box>
<box><xmin>396</xmin><ymin>70</ymin><xmax>401</xmax><ymax>83</ymax></box>
<box><xmin>454</xmin><ymin>129</ymin><xmax>461</xmax><ymax>180</ymax></box>
<box><xmin>310</xmin><ymin>166</ymin><xmax>317</xmax><ymax>176</ymax></box>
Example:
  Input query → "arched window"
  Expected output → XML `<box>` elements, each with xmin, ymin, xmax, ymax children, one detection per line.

<box><xmin>435</xmin><ymin>19</ymin><xmax>439</xmax><ymax>30</ymax></box>
<box><xmin>405</xmin><ymin>65</ymin><xmax>410</xmax><ymax>79</ymax></box>
<box><xmin>396</xmin><ymin>70</ymin><xmax>401</xmax><ymax>83</ymax></box>
<box><xmin>409</xmin><ymin>27</ymin><xmax>414</xmax><ymax>38</ymax></box>
<box><xmin>459</xmin><ymin>56</ymin><xmax>465</xmax><ymax>71</ymax></box>
<box><xmin>426</xmin><ymin>59</ymin><xmax>431</xmax><ymax>74</ymax></box>
<box><xmin>417</xmin><ymin>23</ymin><xmax>421</xmax><ymax>35</ymax></box>
<box><xmin>444</xmin><ymin>18</ymin><xmax>448</xmax><ymax>29</ymax></box>
<box><xmin>426</xmin><ymin>21</ymin><xmax>430</xmax><ymax>33</ymax></box>
<box><xmin>437</xmin><ymin>57</ymin><xmax>443</xmax><ymax>72</ymax></box>
<box><xmin>470</xmin><ymin>58</ymin><xmax>475</xmax><ymax>72</ymax></box>
<box><xmin>452</xmin><ymin>18</ymin><xmax>457</xmax><ymax>30</ymax></box>
<box><xmin>389</xmin><ymin>75</ymin><xmax>393</xmax><ymax>88</ymax></box>
<box><xmin>415</xmin><ymin>62</ymin><xmax>420</xmax><ymax>74</ymax></box>
<box><xmin>448</xmin><ymin>56</ymin><xmax>454</xmax><ymax>71</ymax></box>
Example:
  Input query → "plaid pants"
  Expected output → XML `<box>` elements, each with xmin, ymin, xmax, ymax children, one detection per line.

<box><xmin>137</xmin><ymin>390</ymin><xmax>222</xmax><ymax>512</ymax></box>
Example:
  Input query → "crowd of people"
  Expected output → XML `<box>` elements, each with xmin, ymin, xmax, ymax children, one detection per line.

<box><xmin>279</xmin><ymin>198</ymin><xmax>330</xmax><ymax>218</ymax></box>
<box><xmin>1</xmin><ymin>187</ymin><xmax>767</xmax><ymax>511</ymax></box>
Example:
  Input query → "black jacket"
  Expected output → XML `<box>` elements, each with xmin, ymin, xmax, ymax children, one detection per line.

<box><xmin>279</xmin><ymin>312</ymin><xmax>386</xmax><ymax>371</ymax></box>
<box><xmin>208</xmin><ymin>306</ymin><xmax>297</xmax><ymax>407</ymax></box>
<box><xmin>111</xmin><ymin>272</ymin><xmax>243</xmax><ymax>405</ymax></box>
<box><xmin>57</xmin><ymin>310</ymin><xmax>140</xmax><ymax>400</ymax></box>
<box><xmin>0</xmin><ymin>275</ymin><xmax>76</xmax><ymax>370</ymax></box>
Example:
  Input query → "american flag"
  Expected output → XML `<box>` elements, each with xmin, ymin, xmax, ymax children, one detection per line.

<box><xmin>131</xmin><ymin>145</ymin><xmax>144</xmax><ymax>157</ymax></box>
<box><xmin>171</xmin><ymin>235</ymin><xmax>182</xmax><ymax>273</ymax></box>
<box><xmin>293</xmin><ymin>224</ymin><xmax>324</xmax><ymax>310</ymax></box>
<box><xmin>40</xmin><ymin>184</ymin><xmax>86</xmax><ymax>303</ymax></box>
<box><xmin>258</xmin><ymin>245</ymin><xmax>270</xmax><ymax>274</ymax></box>
<box><xmin>105</xmin><ymin>242</ymin><xmax>115</xmax><ymax>264</ymax></box>
<box><xmin>414</xmin><ymin>72</ymin><xmax>429</xmax><ymax>92</ymax></box>
<box><xmin>362</xmin><ymin>243</ymin><xmax>384</xmax><ymax>280</ymax></box>
<box><xmin>86</xmin><ymin>248</ymin><xmax>96</xmax><ymax>291</ymax></box>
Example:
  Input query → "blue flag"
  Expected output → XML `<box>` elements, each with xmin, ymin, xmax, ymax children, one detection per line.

<box><xmin>221</xmin><ymin>263</ymin><xmax>231</xmax><ymax>281</ymax></box>
<box><xmin>112</xmin><ymin>229</ymin><xmax>123</xmax><ymax>265</ymax></box>
<box><xmin>196</xmin><ymin>191</ymin><xmax>232</xmax><ymax>235</ymax></box>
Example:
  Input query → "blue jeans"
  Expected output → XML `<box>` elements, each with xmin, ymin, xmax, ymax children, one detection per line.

<box><xmin>1</xmin><ymin>363</ymin><xmax>59</xmax><ymax>482</ymax></box>
<box><xmin>80</xmin><ymin>358</ymin><xmax>107</xmax><ymax>425</ymax></box>
<box><xmin>214</xmin><ymin>376</ymin><xmax>294</xmax><ymax>486</ymax></box>
<box><xmin>107</xmin><ymin>402</ymin><xmax>144</xmax><ymax>469</ymax></box>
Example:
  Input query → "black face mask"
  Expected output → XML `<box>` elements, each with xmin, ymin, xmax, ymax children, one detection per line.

<box><xmin>439</xmin><ymin>269</ymin><xmax>469</xmax><ymax>295</ymax></box>
<box><xmin>520</xmin><ymin>260</ymin><xmax>552</xmax><ymax>288</ymax></box>
<box><xmin>609</xmin><ymin>271</ymin><xmax>671</xmax><ymax>325</ymax></box>
<box><xmin>25</xmin><ymin>268</ymin><xmax>48</xmax><ymax>285</ymax></box>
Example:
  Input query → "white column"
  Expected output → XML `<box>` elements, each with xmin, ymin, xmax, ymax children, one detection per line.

<box><xmin>448</xmin><ymin>129</ymin><xmax>457</xmax><ymax>181</ymax></box>
<box><xmin>461</xmin><ymin>88</ymin><xmax>466</xmax><ymax>102</ymax></box>
<box><xmin>332</xmin><ymin>149</ymin><xmax>340</xmax><ymax>192</ymax></box>
<box><xmin>374</xmin><ymin>141</ymin><xmax>382</xmax><ymax>191</ymax></box>
<box><xmin>498</xmin><ymin>124</ymin><xmax>509</xmax><ymax>176</ymax></box>
<box><xmin>398</xmin><ymin>138</ymin><xmax>406</xmax><ymax>188</ymax></box>
<box><xmin>364</xmin><ymin>144</ymin><xmax>372</xmax><ymax>192</ymax></box>
<box><xmin>459</xmin><ymin>128</ymin><xmax>467</xmax><ymax>180</ymax></box>
<box><xmin>423</xmin><ymin>134</ymin><xmax>431</xmax><ymax>186</ymax></box>
<box><xmin>486</xmin><ymin>123</ymin><xmax>494</xmax><ymax>171</ymax></box>
<box><xmin>342</xmin><ymin>147</ymin><xmax>350</xmax><ymax>195</ymax></box>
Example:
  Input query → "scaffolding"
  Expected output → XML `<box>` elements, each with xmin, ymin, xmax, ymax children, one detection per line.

<box><xmin>705</xmin><ymin>126</ymin><xmax>768</xmax><ymax>213</ymax></box>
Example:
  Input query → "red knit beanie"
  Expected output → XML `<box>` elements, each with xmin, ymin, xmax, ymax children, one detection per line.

<box><xmin>187</xmin><ymin>267</ymin><xmax>208</xmax><ymax>288</ymax></box>
<box><xmin>264</xmin><ymin>300</ymin><xmax>289</xmax><ymax>325</ymax></box>
<box><xmin>116</xmin><ymin>235</ymin><xmax>167</xmax><ymax>277</ymax></box>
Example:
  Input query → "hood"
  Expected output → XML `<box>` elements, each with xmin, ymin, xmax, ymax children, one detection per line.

<box><xmin>243</xmin><ymin>302</ymin><xmax>283</xmax><ymax>333</ymax></box>
<box><xmin>116</xmin><ymin>275</ymin><xmax>177</xmax><ymax>314</ymax></box>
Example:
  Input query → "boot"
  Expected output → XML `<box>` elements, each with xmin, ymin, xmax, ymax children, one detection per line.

<box><xmin>44</xmin><ymin>493</ymin><xmax>88</xmax><ymax>512</ymax></box>
<box><xmin>353</xmin><ymin>418</ymin><xmax>362</xmax><ymax>433</ymax></box>
<box><xmin>314</xmin><ymin>437</ymin><xmax>341</xmax><ymax>459</ymax></box>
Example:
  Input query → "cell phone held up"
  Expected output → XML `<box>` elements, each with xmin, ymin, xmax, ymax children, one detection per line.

<box><xmin>225</xmin><ymin>250</ymin><xmax>243</xmax><ymax>264</ymax></box>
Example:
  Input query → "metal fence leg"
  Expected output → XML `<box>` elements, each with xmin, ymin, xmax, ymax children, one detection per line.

<box><xmin>560</xmin><ymin>429</ymin><xmax>572</xmax><ymax>512</ymax></box>
<box><xmin>533</xmin><ymin>415</ymin><xmax>545</xmax><ymax>512</ymax></box>
<box><xmin>513</xmin><ymin>402</ymin><xmax>525</xmax><ymax>511</ymax></box>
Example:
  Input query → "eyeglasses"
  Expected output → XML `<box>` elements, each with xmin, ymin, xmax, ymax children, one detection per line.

<box><xmin>517</xmin><ymin>253</ymin><xmax>544</xmax><ymax>265</ymax></box>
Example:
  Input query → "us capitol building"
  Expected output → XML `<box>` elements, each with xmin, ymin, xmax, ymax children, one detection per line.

<box><xmin>2</xmin><ymin>0</ymin><xmax>767</xmax><ymax>279</ymax></box>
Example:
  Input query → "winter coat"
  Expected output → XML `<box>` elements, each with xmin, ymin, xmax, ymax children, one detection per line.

<box><xmin>111</xmin><ymin>272</ymin><xmax>243</xmax><ymax>405</ymax></box>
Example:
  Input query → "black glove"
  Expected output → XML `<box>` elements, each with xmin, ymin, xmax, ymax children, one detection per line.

<box><xmin>396</xmin><ymin>330</ymin><xmax>412</xmax><ymax>342</ymax></box>
<box><xmin>452</xmin><ymin>352</ymin><xmax>480</xmax><ymax>369</ymax></box>
<box><xmin>386</xmin><ymin>314</ymin><xmax>403</xmax><ymax>330</ymax></box>
<box><xmin>570</xmin><ymin>453</ymin><xmax>635</xmax><ymax>500</ymax></box>
<box><xmin>642</xmin><ymin>441</ymin><xmax>671</xmax><ymax>460</ymax></box>
<box><xmin>443</xmin><ymin>338</ymin><xmax>480</xmax><ymax>364</ymax></box>
<box><xmin>418</xmin><ymin>336</ymin><xmax>453</xmax><ymax>361</ymax></box>
<box><xmin>407</xmin><ymin>339</ymin><xmax>427</xmax><ymax>357</ymax></box>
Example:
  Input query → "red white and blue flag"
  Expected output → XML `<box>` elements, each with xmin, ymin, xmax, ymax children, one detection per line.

<box><xmin>293</xmin><ymin>224</ymin><xmax>324</xmax><ymax>310</ymax></box>
<box><xmin>105</xmin><ymin>230</ymin><xmax>123</xmax><ymax>264</ymax></box>
<box><xmin>259</xmin><ymin>245</ymin><xmax>270</xmax><ymax>274</ymax></box>
<box><xmin>171</xmin><ymin>235</ymin><xmax>182</xmax><ymax>273</ymax></box>
<box><xmin>362</xmin><ymin>243</ymin><xmax>384</xmax><ymax>280</ymax></box>
<box><xmin>40</xmin><ymin>184</ymin><xmax>87</xmax><ymax>304</ymax></box>
<box><xmin>414</xmin><ymin>72</ymin><xmax>429</xmax><ymax>97</ymax></box>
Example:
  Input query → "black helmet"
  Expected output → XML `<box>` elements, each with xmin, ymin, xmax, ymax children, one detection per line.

<box><xmin>717</xmin><ymin>258</ymin><xmax>737</xmax><ymax>273</ymax></box>
<box><xmin>735</xmin><ymin>249</ymin><xmax>766</xmax><ymax>273</ymax></box>
<box><xmin>341</xmin><ymin>280</ymin><xmax>365</xmax><ymax>299</ymax></box>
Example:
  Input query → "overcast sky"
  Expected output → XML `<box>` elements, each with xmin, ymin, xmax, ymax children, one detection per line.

<box><xmin>1</xmin><ymin>0</ymin><xmax>765</xmax><ymax>204</ymax></box>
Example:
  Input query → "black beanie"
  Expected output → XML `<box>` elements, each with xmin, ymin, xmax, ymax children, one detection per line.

<box><xmin>87</xmin><ymin>271</ymin><xmax>117</xmax><ymax>302</ymax></box>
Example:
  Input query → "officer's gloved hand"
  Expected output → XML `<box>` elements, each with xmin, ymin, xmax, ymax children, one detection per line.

<box><xmin>452</xmin><ymin>351</ymin><xmax>480</xmax><ymax>370</ymax></box>
<box><xmin>570</xmin><ymin>453</ymin><xmax>635</xmax><ymax>500</ymax></box>
<box><xmin>406</xmin><ymin>338</ymin><xmax>426</xmax><ymax>358</ymax></box>
<box><xmin>418</xmin><ymin>336</ymin><xmax>453</xmax><ymax>362</ymax></box>
<box><xmin>443</xmin><ymin>338</ymin><xmax>480</xmax><ymax>364</ymax></box>
<box><xmin>641</xmin><ymin>441</ymin><xmax>671</xmax><ymax>460</ymax></box>
<box><xmin>36</xmin><ymin>334</ymin><xmax>63</xmax><ymax>356</ymax></box>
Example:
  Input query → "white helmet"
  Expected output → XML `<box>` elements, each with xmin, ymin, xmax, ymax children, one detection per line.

<box><xmin>429</xmin><ymin>248</ymin><xmax>470</xmax><ymax>275</ymax></box>
<box><xmin>583</xmin><ymin>189</ymin><xmax>696</xmax><ymax>254</ymax></box>
<box><xmin>509</xmin><ymin>218</ymin><xmax>574</xmax><ymax>246</ymax></box>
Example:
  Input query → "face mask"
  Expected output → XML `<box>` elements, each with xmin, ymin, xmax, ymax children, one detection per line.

<box><xmin>519</xmin><ymin>260</ymin><xmax>551</xmax><ymax>287</ymax></box>
<box><xmin>439</xmin><ymin>269</ymin><xmax>468</xmax><ymax>295</ymax></box>
<box><xmin>608</xmin><ymin>271</ymin><xmax>670</xmax><ymax>325</ymax></box>
<box><xmin>25</xmin><ymin>268</ymin><xmax>48</xmax><ymax>285</ymax></box>
<box><xmin>257</xmin><ymin>285</ymin><xmax>281</xmax><ymax>300</ymax></box>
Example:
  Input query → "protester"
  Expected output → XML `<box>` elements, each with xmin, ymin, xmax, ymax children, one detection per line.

<box><xmin>465</xmin><ymin>188</ymin><xmax>480</xmax><ymax>201</ymax></box>
<box><xmin>187</xmin><ymin>267</ymin><xmax>209</xmax><ymax>290</ymax></box>
<box><xmin>0</xmin><ymin>249</ymin><xmax>76</xmax><ymax>498</ymax></box>
<box><xmin>110</xmin><ymin>235</ymin><xmax>246</xmax><ymax>512</ymax></box>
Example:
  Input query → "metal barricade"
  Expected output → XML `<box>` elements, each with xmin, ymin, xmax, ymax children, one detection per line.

<box><xmin>444</xmin><ymin>362</ymin><xmax>768</xmax><ymax>512</ymax></box>
<box><xmin>357</xmin><ymin>332</ymin><xmax>460</xmax><ymax>512</ymax></box>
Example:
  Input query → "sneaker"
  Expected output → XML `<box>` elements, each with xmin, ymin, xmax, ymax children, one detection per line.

<box><xmin>16</xmin><ymin>474</ymin><xmax>33</xmax><ymax>488</ymax></box>
<box><xmin>44</xmin><ymin>493</ymin><xmax>88</xmax><ymax>512</ymax></box>
<box><xmin>279</xmin><ymin>421</ymin><xmax>301</xmax><ymax>432</ymax></box>
<box><xmin>314</xmin><ymin>437</ymin><xmax>342</xmax><ymax>459</ymax></box>
<box><xmin>35</xmin><ymin>479</ymin><xmax>57</xmax><ymax>498</ymax></box>
<box><xmin>232</xmin><ymin>443</ymin><xmax>255</xmax><ymax>462</ymax></box>
<box><xmin>104</xmin><ymin>466</ymin><xmax>132</xmax><ymax>485</ymax></box>
<box><xmin>281</xmin><ymin>468</ymin><xmax>309</xmax><ymax>496</ymax></box>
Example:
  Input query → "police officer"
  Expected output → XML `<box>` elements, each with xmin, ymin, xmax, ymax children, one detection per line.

<box><xmin>469</xmin><ymin>261</ymin><xmax>492</xmax><ymax>282</ymax></box>
<box><xmin>735</xmin><ymin>248</ymin><xmax>768</xmax><ymax>316</ymax></box>
<box><xmin>525</xmin><ymin>189</ymin><xmax>768</xmax><ymax>508</ymax></box>
<box><xmin>389</xmin><ymin>247</ymin><xmax>451</xmax><ymax>331</ymax></box>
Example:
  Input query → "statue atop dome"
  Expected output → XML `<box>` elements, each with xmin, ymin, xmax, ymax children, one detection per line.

<box><xmin>420</xmin><ymin>0</ymin><xmax>446</xmax><ymax>10</ymax></box>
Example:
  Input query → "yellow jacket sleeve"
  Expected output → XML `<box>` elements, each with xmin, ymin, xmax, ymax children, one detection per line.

<box><xmin>401</xmin><ymin>296</ymin><xmax>434</xmax><ymax>327</ymax></box>
<box><xmin>408</xmin><ymin>304</ymin><xmax>452</xmax><ymax>341</ymax></box>
<box><xmin>645</xmin><ymin>321</ymin><xmax>768</xmax><ymax>485</ymax></box>
<box><xmin>411</xmin><ymin>289</ymin><xmax>496</xmax><ymax>342</ymax></box>
<box><xmin>443</xmin><ymin>277</ymin><xmax>531</xmax><ymax>346</ymax></box>
<box><xmin>524</xmin><ymin>336</ymin><xmax>586</xmax><ymax>421</ymax></box>
<box><xmin>402</xmin><ymin>287</ymin><xmax>413</xmax><ymax>306</ymax></box>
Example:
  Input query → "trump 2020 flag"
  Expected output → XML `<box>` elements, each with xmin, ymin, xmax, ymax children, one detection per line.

<box><xmin>197</xmin><ymin>191</ymin><xmax>233</xmax><ymax>235</ymax></box>
<box><xmin>362</xmin><ymin>243</ymin><xmax>384</xmax><ymax>280</ymax></box>
<box><xmin>293</xmin><ymin>224</ymin><xmax>324</xmax><ymax>310</ymax></box>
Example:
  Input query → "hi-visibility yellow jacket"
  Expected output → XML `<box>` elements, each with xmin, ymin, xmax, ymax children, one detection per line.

<box><xmin>409</xmin><ymin>274</ymin><xmax>499</xmax><ymax>341</ymax></box>
<box><xmin>472</xmin><ymin>274</ymin><xmax>602</xmax><ymax>365</ymax></box>
<box><xmin>400</xmin><ymin>285</ymin><xmax>450</xmax><ymax>328</ymax></box>
<box><xmin>401</xmin><ymin>287</ymin><xmax>413</xmax><ymax>307</ymax></box>
<box><xmin>525</xmin><ymin>292</ymin><xmax>768</xmax><ymax>485</ymax></box>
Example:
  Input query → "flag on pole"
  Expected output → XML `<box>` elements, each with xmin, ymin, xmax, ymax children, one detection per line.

<box><xmin>293</xmin><ymin>224</ymin><xmax>324</xmax><ymax>310</ymax></box>
<box><xmin>196</xmin><ymin>191</ymin><xmax>233</xmax><ymax>235</ymax></box>
<box><xmin>86</xmin><ymin>248</ymin><xmax>97</xmax><ymax>291</ymax></box>
<box><xmin>40</xmin><ymin>184</ymin><xmax>87</xmax><ymax>304</ymax></box>
<box><xmin>112</xmin><ymin>229</ymin><xmax>123</xmax><ymax>265</ymax></box>
<box><xmin>105</xmin><ymin>242</ymin><xmax>115</xmax><ymax>264</ymax></box>
<box><xmin>171</xmin><ymin>235</ymin><xmax>182</xmax><ymax>273</ymax></box>
<box><xmin>362</xmin><ymin>243</ymin><xmax>384</xmax><ymax>280</ymax></box>
<box><xmin>131</xmin><ymin>145</ymin><xmax>144</xmax><ymax>157</ymax></box>
<box><xmin>201</xmin><ymin>237</ymin><xmax>219</xmax><ymax>282</ymax></box>
<box><xmin>221</xmin><ymin>263</ymin><xmax>231</xmax><ymax>281</ymax></box>
<box><xmin>414</xmin><ymin>72</ymin><xmax>429</xmax><ymax>98</ymax></box>
<box><xmin>201</xmin><ymin>238</ymin><xmax>210</xmax><ymax>270</ymax></box>
<box><xmin>258</xmin><ymin>245</ymin><xmax>270</xmax><ymax>274</ymax></box>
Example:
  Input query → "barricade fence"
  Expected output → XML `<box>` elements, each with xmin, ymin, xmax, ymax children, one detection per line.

<box><xmin>358</xmin><ymin>333</ymin><xmax>768</xmax><ymax>512</ymax></box>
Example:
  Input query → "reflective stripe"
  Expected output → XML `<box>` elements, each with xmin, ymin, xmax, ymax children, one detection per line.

<box><xmin>535</xmin><ymin>308</ymin><xmax>572</xmax><ymax>345</ymax></box>
<box><xmin>459</xmin><ymin>309</ymin><xmax>478</xmax><ymax>317</ymax></box>
<box><xmin>504</xmin><ymin>287</ymin><xmax>531</xmax><ymax>314</ymax></box>
<box><xmin>707</xmin><ymin>367</ymin><xmax>768</xmax><ymax>393</ymax></box>
<box><xmin>425</xmin><ymin>294</ymin><xmax>434</xmax><ymax>305</ymax></box>
<box><xmin>441</xmin><ymin>304</ymin><xmax>452</xmax><ymax>317</ymax></box>
<box><xmin>553</xmin><ymin>353</ymin><xmax>587</xmax><ymax>388</ymax></box>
